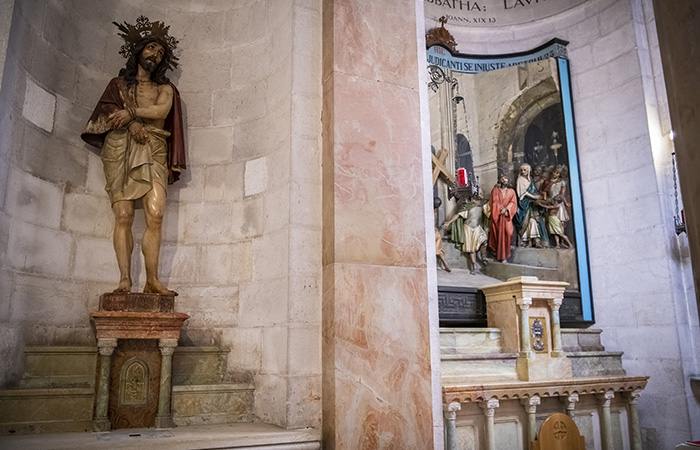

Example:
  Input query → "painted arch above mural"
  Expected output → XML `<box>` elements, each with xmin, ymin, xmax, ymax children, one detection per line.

<box><xmin>424</xmin><ymin>0</ymin><xmax>588</xmax><ymax>28</ymax></box>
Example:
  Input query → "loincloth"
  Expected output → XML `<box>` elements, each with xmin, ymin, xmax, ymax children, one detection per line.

<box><xmin>101</xmin><ymin>127</ymin><xmax>170</xmax><ymax>204</ymax></box>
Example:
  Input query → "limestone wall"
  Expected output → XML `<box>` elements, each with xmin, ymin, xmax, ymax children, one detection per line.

<box><xmin>0</xmin><ymin>0</ymin><xmax>322</xmax><ymax>430</ymax></box>
<box><xmin>440</xmin><ymin>0</ymin><xmax>700</xmax><ymax>446</ymax></box>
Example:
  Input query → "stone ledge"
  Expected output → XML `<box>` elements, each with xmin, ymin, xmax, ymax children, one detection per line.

<box><xmin>173</xmin><ymin>383</ymin><xmax>254</xmax><ymax>393</ymax></box>
<box><xmin>441</xmin><ymin>352</ymin><xmax>519</xmax><ymax>361</ymax></box>
<box><xmin>443</xmin><ymin>375</ymin><xmax>649</xmax><ymax>404</ymax></box>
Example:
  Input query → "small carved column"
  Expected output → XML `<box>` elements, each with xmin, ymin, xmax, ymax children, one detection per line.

<box><xmin>547</xmin><ymin>298</ymin><xmax>563</xmax><ymax>357</ymax></box>
<box><xmin>516</xmin><ymin>297</ymin><xmax>533</xmax><ymax>358</ymax></box>
<box><xmin>597</xmin><ymin>391</ymin><xmax>615</xmax><ymax>450</ymax></box>
<box><xmin>625</xmin><ymin>390</ymin><xmax>642</xmax><ymax>450</ymax></box>
<box><xmin>521</xmin><ymin>395</ymin><xmax>541</xmax><ymax>444</ymax></box>
<box><xmin>479</xmin><ymin>398</ymin><xmax>500</xmax><ymax>450</ymax></box>
<box><xmin>155</xmin><ymin>338</ymin><xmax>178</xmax><ymax>428</ymax></box>
<box><xmin>93</xmin><ymin>338</ymin><xmax>117</xmax><ymax>432</ymax></box>
<box><xmin>444</xmin><ymin>402</ymin><xmax>461</xmax><ymax>450</ymax></box>
<box><xmin>563</xmin><ymin>393</ymin><xmax>579</xmax><ymax>417</ymax></box>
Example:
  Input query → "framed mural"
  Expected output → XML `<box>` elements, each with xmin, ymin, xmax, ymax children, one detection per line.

<box><xmin>428</xmin><ymin>38</ymin><xmax>594</xmax><ymax>326</ymax></box>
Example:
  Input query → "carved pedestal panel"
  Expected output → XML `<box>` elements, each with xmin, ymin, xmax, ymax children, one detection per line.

<box><xmin>90</xmin><ymin>292</ymin><xmax>189</xmax><ymax>431</ymax></box>
<box><xmin>107</xmin><ymin>339</ymin><xmax>161</xmax><ymax>429</ymax></box>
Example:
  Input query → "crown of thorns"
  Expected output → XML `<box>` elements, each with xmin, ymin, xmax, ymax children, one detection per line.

<box><xmin>113</xmin><ymin>15</ymin><xmax>179</xmax><ymax>70</ymax></box>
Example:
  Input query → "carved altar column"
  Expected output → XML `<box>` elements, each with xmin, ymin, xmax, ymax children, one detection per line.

<box><xmin>563</xmin><ymin>392</ymin><xmax>579</xmax><ymax>417</ymax></box>
<box><xmin>479</xmin><ymin>398</ymin><xmax>500</xmax><ymax>450</ymax></box>
<box><xmin>516</xmin><ymin>297</ymin><xmax>534</xmax><ymax>359</ymax></box>
<box><xmin>444</xmin><ymin>401</ymin><xmax>461</xmax><ymax>450</ymax></box>
<box><xmin>93</xmin><ymin>338</ymin><xmax>117</xmax><ymax>432</ymax></box>
<box><xmin>547</xmin><ymin>298</ymin><xmax>563</xmax><ymax>357</ymax></box>
<box><xmin>155</xmin><ymin>338</ymin><xmax>178</xmax><ymax>428</ymax></box>
<box><xmin>597</xmin><ymin>391</ymin><xmax>615</xmax><ymax>450</ymax></box>
<box><xmin>521</xmin><ymin>395</ymin><xmax>541</xmax><ymax>444</ymax></box>
<box><xmin>625</xmin><ymin>390</ymin><xmax>642</xmax><ymax>450</ymax></box>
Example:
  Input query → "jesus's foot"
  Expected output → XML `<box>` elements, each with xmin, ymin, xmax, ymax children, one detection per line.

<box><xmin>143</xmin><ymin>280</ymin><xmax>178</xmax><ymax>296</ymax></box>
<box><xmin>113</xmin><ymin>278</ymin><xmax>132</xmax><ymax>293</ymax></box>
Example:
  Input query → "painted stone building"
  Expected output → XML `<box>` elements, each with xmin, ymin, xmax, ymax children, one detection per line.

<box><xmin>0</xmin><ymin>0</ymin><xmax>698</xmax><ymax>449</ymax></box>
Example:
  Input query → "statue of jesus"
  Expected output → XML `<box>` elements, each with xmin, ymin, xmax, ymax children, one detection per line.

<box><xmin>81</xmin><ymin>16</ymin><xmax>186</xmax><ymax>295</ymax></box>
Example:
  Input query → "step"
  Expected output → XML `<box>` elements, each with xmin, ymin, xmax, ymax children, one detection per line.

<box><xmin>0</xmin><ymin>423</ymin><xmax>322</xmax><ymax>450</ymax></box>
<box><xmin>561</xmin><ymin>328</ymin><xmax>605</xmax><ymax>352</ymax></box>
<box><xmin>508</xmin><ymin>246</ymin><xmax>561</xmax><ymax>268</ymax></box>
<box><xmin>172</xmin><ymin>347</ymin><xmax>231</xmax><ymax>385</ymax></box>
<box><xmin>440</xmin><ymin>328</ymin><xmax>503</xmax><ymax>355</ymax></box>
<box><xmin>482</xmin><ymin>260</ymin><xmax>559</xmax><ymax>283</ymax></box>
<box><xmin>440</xmin><ymin>353</ymin><xmax>519</xmax><ymax>383</ymax></box>
<box><xmin>0</xmin><ymin>387</ymin><xmax>94</xmax><ymax>434</ymax></box>
<box><xmin>567</xmin><ymin>351</ymin><xmax>626</xmax><ymax>377</ymax></box>
<box><xmin>172</xmin><ymin>383</ymin><xmax>254</xmax><ymax>426</ymax></box>
<box><xmin>19</xmin><ymin>347</ymin><xmax>97</xmax><ymax>389</ymax></box>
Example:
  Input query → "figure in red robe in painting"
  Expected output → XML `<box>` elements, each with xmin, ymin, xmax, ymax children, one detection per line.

<box><xmin>488</xmin><ymin>174</ymin><xmax>517</xmax><ymax>262</ymax></box>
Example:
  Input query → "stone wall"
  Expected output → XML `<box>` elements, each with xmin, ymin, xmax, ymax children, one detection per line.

<box><xmin>443</xmin><ymin>0</ymin><xmax>700</xmax><ymax>447</ymax></box>
<box><xmin>0</xmin><ymin>0</ymin><xmax>323</xmax><ymax>430</ymax></box>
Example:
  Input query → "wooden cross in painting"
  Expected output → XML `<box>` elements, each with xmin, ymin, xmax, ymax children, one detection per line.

<box><xmin>432</xmin><ymin>148</ymin><xmax>455</xmax><ymax>186</ymax></box>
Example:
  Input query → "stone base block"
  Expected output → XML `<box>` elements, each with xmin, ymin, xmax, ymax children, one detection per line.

<box><xmin>173</xmin><ymin>347</ymin><xmax>230</xmax><ymax>385</ymax></box>
<box><xmin>440</xmin><ymin>328</ymin><xmax>503</xmax><ymax>355</ymax></box>
<box><xmin>516</xmin><ymin>355</ymin><xmax>573</xmax><ymax>381</ymax></box>
<box><xmin>0</xmin><ymin>388</ymin><xmax>94</xmax><ymax>435</ymax></box>
<box><xmin>568</xmin><ymin>351</ymin><xmax>625</xmax><ymax>377</ymax></box>
<box><xmin>441</xmin><ymin>353</ymin><xmax>519</xmax><ymax>383</ymax></box>
<box><xmin>172</xmin><ymin>384</ymin><xmax>254</xmax><ymax>426</ymax></box>
<box><xmin>99</xmin><ymin>292</ymin><xmax>175</xmax><ymax>313</ymax></box>
<box><xmin>19</xmin><ymin>346</ymin><xmax>96</xmax><ymax>388</ymax></box>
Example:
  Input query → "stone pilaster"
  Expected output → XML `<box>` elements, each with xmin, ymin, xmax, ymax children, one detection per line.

<box><xmin>597</xmin><ymin>391</ymin><xmax>615</xmax><ymax>450</ymax></box>
<box><xmin>154</xmin><ymin>338</ymin><xmax>178</xmax><ymax>429</ymax></box>
<box><xmin>516</xmin><ymin>297</ymin><xmax>533</xmax><ymax>358</ymax></box>
<box><xmin>521</xmin><ymin>395</ymin><xmax>540</xmax><ymax>444</ymax></box>
<box><xmin>547</xmin><ymin>298</ymin><xmax>563</xmax><ymax>357</ymax></box>
<box><xmin>93</xmin><ymin>338</ymin><xmax>117</xmax><ymax>432</ymax></box>
<box><xmin>625</xmin><ymin>390</ymin><xmax>642</xmax><ymax>450</ymax></box>
<box><xmin>444</xmin><ymin>402</ymin><xmax>461</xmax><ymax>450</ymax></box>
<box><xmin>479</xmin><ymin>398</ymin><xmax>500</xmax><ymax>450</ymax></box>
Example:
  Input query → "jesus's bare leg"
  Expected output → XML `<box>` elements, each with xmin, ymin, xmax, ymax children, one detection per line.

<box><xmin>142</xmin><ymin>183</ymin><xmax>176</xmax><ymax>295</ymax></box>
<box><xmin>112</xmin><ymin>200</ymin><xmax>135</xmax><ymax>292</ymax></box>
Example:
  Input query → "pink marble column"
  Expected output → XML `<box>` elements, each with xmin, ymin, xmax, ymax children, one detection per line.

<box><xmin>322</xmin><ymin>0</ymin><xmax>436</xmax><ymax>448</ymax></box>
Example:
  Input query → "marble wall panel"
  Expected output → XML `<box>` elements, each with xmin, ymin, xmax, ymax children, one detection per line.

<box><xmin>330</xmin><ymin>74</ymin><xmax>426</xmax><ymax>268</ymax></box>
<box><xmin>332</xmin><ymin>0</ymin><xmax>418</xmax><ymax>88</ymax></box>
<box><xmin>326</xmin><ymin>263</ymin><xmax>433</xmax><ymax>448</ymax></box>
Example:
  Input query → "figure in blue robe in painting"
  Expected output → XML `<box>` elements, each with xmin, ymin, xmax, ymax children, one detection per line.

<box><xmin>513</xmin><ymin>163</ymin><xmax>549</xmax><ymax>248</ymax></box>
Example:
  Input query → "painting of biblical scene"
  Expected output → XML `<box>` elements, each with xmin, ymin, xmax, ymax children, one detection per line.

<box><xmin>430</xmin><ymin>57</ymin><xmax>589</xmax><ymax>323</ymax></box>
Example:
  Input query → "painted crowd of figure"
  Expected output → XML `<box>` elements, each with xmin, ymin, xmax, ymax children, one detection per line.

<box><xmin>437</xmin><ymin>162</ymin><xmax>574</xmax><ymax>275</ymax></box>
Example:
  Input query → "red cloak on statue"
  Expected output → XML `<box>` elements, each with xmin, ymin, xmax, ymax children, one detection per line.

<box><xmin>81</xmin><ymin>77</ymin><xmax>186</xmax><ymax>184</ymax></box>
<box><xmin>488</xmin><ymin>185</ymin><xmax>517</xmax><ymax>262</ymax></box>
